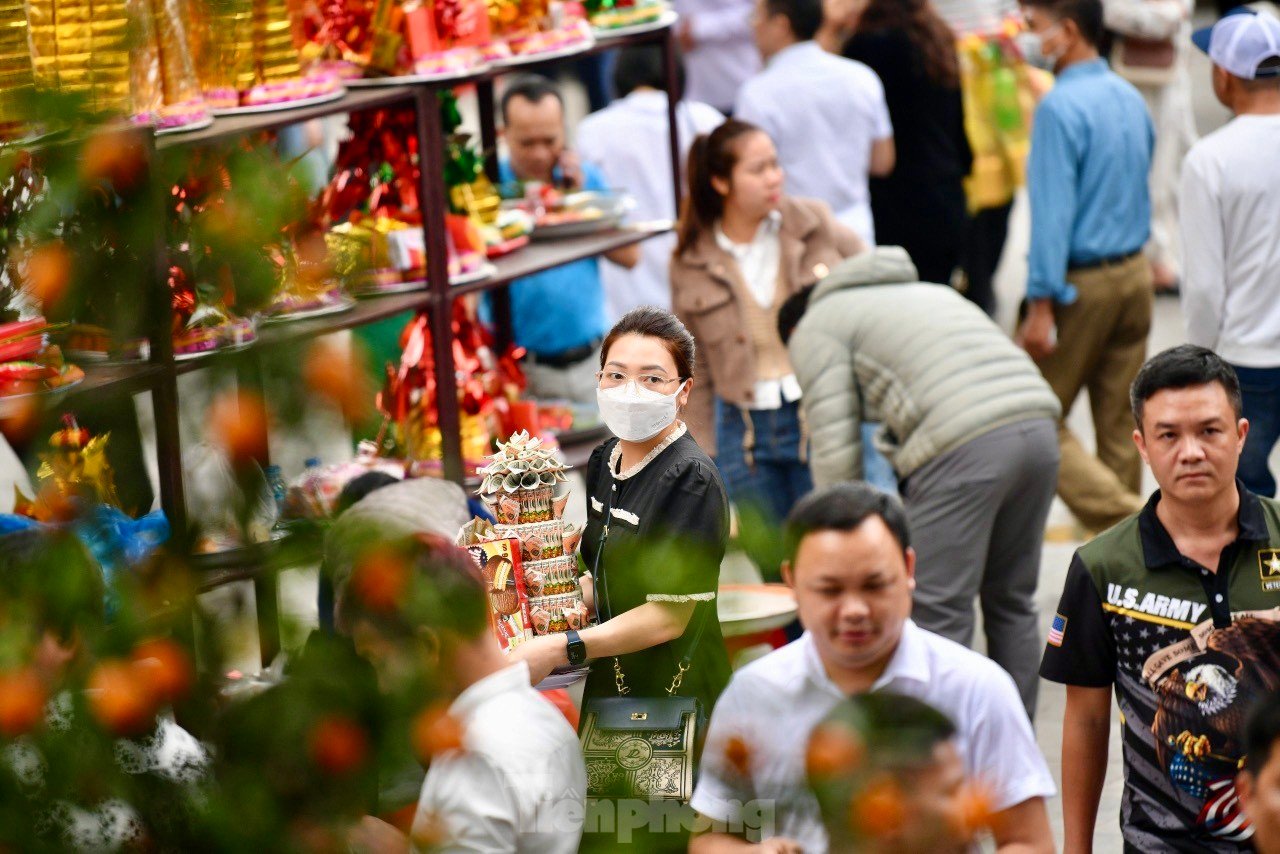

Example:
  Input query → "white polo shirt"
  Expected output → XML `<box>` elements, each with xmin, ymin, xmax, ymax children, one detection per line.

<box><xmin>691</xmin><ymin>621</ymin><xmax>1056</xmax><ymax>853</ymax></box>
<box><xmin>413</xmin><ymin>662</ymin><xmax>586</xmax><ymax>853</ymax></box>
<box><xmin>734</xmin><ymin>41</ymin><xmax>893</xmax><ymax>244</ymax></box>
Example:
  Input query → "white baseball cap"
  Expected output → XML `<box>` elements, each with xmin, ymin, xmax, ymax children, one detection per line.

<box><xmin>1192</xmin><ymin>6</ymin><xmax>1280</xmax><ymax>79</ymax></box>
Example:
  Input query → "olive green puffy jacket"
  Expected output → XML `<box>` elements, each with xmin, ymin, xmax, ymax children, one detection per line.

<box><xmin>788</xmin><ymin>246</ymin><xmax>1061</xmax><ymax>484</ymax></box>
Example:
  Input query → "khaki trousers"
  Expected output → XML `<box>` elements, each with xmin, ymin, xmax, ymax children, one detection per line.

<box><xmin>1036</xmin><ymin>254</ymin><xmax>1153</xmax><ymax>531</ymax></box>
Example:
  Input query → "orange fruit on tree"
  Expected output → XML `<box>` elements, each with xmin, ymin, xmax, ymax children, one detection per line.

<box><xmin>851</xmin><ymin>776</ymin><xmax>908</xmax><ymax>838</ymax></box>
<box><xmin>805</xmin><ymin>721</ymin><xmax>865</xmax><ymax>781</ymax></box>
<box><xmin>308</xmin><ymin>714</ymin><xmax>369</xmax><ymax>776</ymax></box>
<box><xmin>350</xmin><ymin>547</ymin><xmax>410</xmax><ymax>613</ymax></box>
<box><xmin>79</xmin><ymin>131</ymin><xmax>146</xmax><ymax>194</ymax></box>
<box><xmin>24</xmin><ymin>242</ymin><xmax>72</xmax><ymax>308</ymax></box>
<box><xmin>724</xmin><ymin>734</ymin><xmax>752</xmax><ymax>777</ymax></box>
<box><xmin>302</xmin><ymin>339</ymin><xmax>372</xmax><ymax>422</ymax></box>
<box><xmin>207</xmin><ymin>388</ymin><xmax>269</xmax><ymax>465</ymax></box>
<box><xmin>87</xmin><ymin>659</ymin><xmax>158</xmax><ymax>735</ymax></box>
<box><xmin>131</xmin><ymin>638</ymin><xmax>194</xmax><ymax>705</ymax></box>
<box><xmin>0</xmin><ymin>668</ymin><xmax>47</xmax><ymax>737</ymax></box>
<box><xmin>411</xmin><ymin>703</ymin><xmax>465</xmax><ymax>764</ymax></box>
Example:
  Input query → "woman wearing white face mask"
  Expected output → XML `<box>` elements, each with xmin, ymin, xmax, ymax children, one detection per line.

<box><xmin>508</xmin><ymin>306</ymin><xmax>731</xmax><ymax>724</ymax></box>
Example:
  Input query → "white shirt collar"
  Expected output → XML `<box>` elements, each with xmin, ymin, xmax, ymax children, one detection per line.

<box><xmin>800</xmin><ymin>619</ymin><xmax>932</xmax><ymax>696</ymax></box>
<box><xmin>766</xmin><ymin>40</ymin><xmax>824</xmax><ymax>70</ymax></box>
<box><xmin>714</xmin><ymin>210</ymin><xmax>782</xmax><ymax>255</ymax></box>
<box><xmin>449</xmin><ymin>660</ymin><xmax>531</xmax><ymax>722</ymax></box>
<box><xmin>622</xmin><ymin>88</ymin><xmax>670</xmax><ymax>112</ymax></box>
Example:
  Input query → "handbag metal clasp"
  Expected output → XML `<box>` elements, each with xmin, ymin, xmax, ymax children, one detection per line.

<box><xmin>630</xmin><ymin>712</ymin><xmax>648</xmax><ymax>721</ymax></box>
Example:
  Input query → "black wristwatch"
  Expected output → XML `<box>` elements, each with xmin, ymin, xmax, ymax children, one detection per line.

<box><xmin>565</xmin><ymin>629</ymin><xmax>587</xmax><ymax>667</ymax></box>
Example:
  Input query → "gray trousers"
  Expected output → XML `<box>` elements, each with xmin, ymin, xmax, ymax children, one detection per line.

<box><xmin>902</xmin><ymin>418</ymin><xmax>1059</xmax><ymax>719</ymax></box>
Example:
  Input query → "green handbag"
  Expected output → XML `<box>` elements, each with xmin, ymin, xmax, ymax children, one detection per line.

<box><xmin>578</xmin><ymin>455</ymin><xmax>709</xmax><ymax>802</ymax></box>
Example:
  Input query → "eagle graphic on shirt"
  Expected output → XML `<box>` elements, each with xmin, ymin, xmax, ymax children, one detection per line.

<box><xmin>1147</xmin><ymin>615</ymin><xmax>1280</xmax><ymax>842</ymax></box>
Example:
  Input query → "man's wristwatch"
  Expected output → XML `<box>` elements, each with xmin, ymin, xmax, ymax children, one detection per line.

<box><xmin>565</xmin><ymin>629</ymin><xmax>587</xmax><ymax>667</ymax></box>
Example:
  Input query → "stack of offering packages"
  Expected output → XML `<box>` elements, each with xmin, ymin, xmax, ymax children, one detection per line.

<box><xmin>461</xmin><ymin>431</ymin><xmax>588</xmax><ymax>641</ymax></box>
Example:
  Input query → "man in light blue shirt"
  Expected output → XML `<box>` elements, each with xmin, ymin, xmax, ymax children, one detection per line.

<box><xmin>498</xmin><ymin>76</ymin><xmax>639</xmax><ymax>403</ymax></box>
<box><xmin>735</xmin><ymin>0</ymin><xmax>895</xmax><ymax>244</ymax></box>
<box><xmin>1016</xmin><ymin>0</ymin><xmax>1154</xmax><ymax>532</ymax></box>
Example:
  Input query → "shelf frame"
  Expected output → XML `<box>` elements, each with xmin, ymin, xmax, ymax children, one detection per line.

<box><xmin>29</xmin><ymin>23</ymin><xmax>681</xmax><ymax>647</ymax></box>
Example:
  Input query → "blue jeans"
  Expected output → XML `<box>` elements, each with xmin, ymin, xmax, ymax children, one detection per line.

<box><xmin>1234</xmin><ymin>364</ymin><xmax>1280</xmax><ymax>497</ymax></box>
<box><xmin>715</xmin><ymin>398</ymin><xmax>813</xmax><ymax>526</ymax></box>
<box><xmin>861</xmin><ymin>423</ymin><xmax>899</xmax><ymax>494</ymax></box>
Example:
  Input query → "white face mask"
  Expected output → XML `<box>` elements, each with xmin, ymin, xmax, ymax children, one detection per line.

<box><xmin>1017</xmin><ymin>25</ymin><xmax>1063</xmax><ymax>71</ymax></box>
<box><xmin>596</xmin><ymin>380</ymin><xmax>687</xmax><ymax>443</ymax></box>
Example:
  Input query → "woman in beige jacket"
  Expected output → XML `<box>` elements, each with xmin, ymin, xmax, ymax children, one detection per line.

<box><xmin>670</xmin><ymin>119</ymin><xmax>864</xmax><ymax>530</ymax></box>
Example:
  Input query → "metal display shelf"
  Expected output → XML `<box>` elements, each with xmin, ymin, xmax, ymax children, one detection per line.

<box><xmin>48</xmin><ymin>20</ymin><xmax>681</xmax><ymax>665</ymax></box>
<box><xmin>154</xmin><ymin>87</ymin><xmax>418</xmax><ymax>150</ymax></box>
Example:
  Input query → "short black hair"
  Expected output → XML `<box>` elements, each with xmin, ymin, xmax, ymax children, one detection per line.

<box><xmin>1019</xmin><ymin>0</ymin><xmax>1105</xmax><ymax>46</ymax></box>
<box><xmin>1129</xmin><ymin>344</ymin><xmax>1243</xmax><ymax>428</ymax></box>
<box><xmin>1244</xmin><ymin>690</ymin><xmax>1280</xmax><ymax>775</ymax></box>
<box><xmin>764</xmin><ymin>0</ymin><xmax>824</xmax><ymax>42</ymax></box>
<box><xmin>785</xmin><ymin>482</ymin><xmax>911</xmax><ymax>561</ymax></box>
<box><xmin>777</xmin><ymin>285</ymin><xmax>815</xmax><ymax>346</ymax></box>
<box><xmin>613</xmin><ymin>45</ymin><xmax>685</xmax><ymax>97</ymax></box>
<box><xmin>336</xmin><ymin>471</ymin><xmax>400</xmax><ymax>516</ymax></box>
<box><xmin>500</xmin><ymin>75</ymin><xmax>564</xmax><ymax>124</ymax></box>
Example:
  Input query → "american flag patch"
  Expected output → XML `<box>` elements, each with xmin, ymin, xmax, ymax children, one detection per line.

<box><xmin>1047</xmin><ymin>613</ymin><xmax>1067</xmax><ymax>647</ymax></box>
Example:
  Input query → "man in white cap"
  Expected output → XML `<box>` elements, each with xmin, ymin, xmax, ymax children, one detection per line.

<box><xmin>1180</xmin><ymin>6</ymin><xmax>1280</xmax><ymax>497</ymax></box>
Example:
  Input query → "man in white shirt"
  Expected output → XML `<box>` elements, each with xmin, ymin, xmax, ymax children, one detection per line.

<box><xmin>337</xmin><ymin>536</ymin><xmax>586</xmax><ymax>853</ymax></box>
<box><xmin>576</xmin><ymin>46</ymin><xmax>724</xmax><ymax>320</ymax></box>
<box><xmin>675</xmin><ymin>0</ymin><xmax>761</xmax><ymax>114</ymax></box>
<box><xmin>735</xmin><ymin>0</ymin><xmax>894</xmax><ymax>244</ymax></box>
<box><xmin>1180</xmin><ymin>8</ymin><xmax>1280</xmax><ymax>496</ymax></box>
<box><xmin>689</xmin><ymin>483</ymin><xmax>1055</xmax><ymax>854</ymax></box>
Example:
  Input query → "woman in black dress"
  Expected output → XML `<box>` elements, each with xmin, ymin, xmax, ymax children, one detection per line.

<box><xmin>840</xmin><ymin>0</ymin><xmax>973</xmax><ymax>286</ymax></box>
<box><xmin>509</xmin><ymin>307</ymin><xmax>731</xmax><ymax>714</ymax></box>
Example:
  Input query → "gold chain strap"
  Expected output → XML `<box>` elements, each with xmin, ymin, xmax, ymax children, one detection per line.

<box><xmin>666</xmin><ymin>661</ymin><xmax>690</xmax><ymax>695</ymax></box>
<box><xmin>612</xmin><ymin>656</ymin><xmax>691</xmax><ymax>698</ymax></box>
<box><xmin>613</xmin><ymin>657</ymin><xmax>630</xmax><ymax>695</ymax></box>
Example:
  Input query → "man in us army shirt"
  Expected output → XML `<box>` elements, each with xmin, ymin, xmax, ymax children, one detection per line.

<box><xmin>1042</xmin><ymin>345</ymin><xmax>1280</xmax><ymax>853</ymax></box>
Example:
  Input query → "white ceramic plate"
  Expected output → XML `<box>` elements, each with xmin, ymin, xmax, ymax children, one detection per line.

<box><xmin>488</xmin><ymin>39</ymin><xmax>595</xmax><ymax>68</ymax></box>
<box><xmin>0</xmin><ymin>374</ymin><xmax>83</xmax><ymax>418</ymax></box>
<box><xmin>210</xmin><ymin>87</ymin><xmax>346</xmax><ymax>116</ymax></box>
<box><xmin>154</xmin><ymin>114</ymin><xmax>215</xmax><ymax>136</ymax></box>
<box><xmin>346</xmin><ymin>63</ymin><xmax>490</xmax><ymax>87</ymax></box>
<box><xmin>263</xmin><ymin>295</ymin><xmax>356</xmax><ymax>324</ymax></box>
<box><xmin>592</xmin><ymin>9</ymin><xmax>679</xmax><ymax>41</ymax></box>
<box><xmin>450</xmin><ymin>262</ymin><xmax>498</xmax><ymax>286</ymax></box>
<box><xmin>717</xmin><ymin>583</ymin><xmax>798</xmax><ymax>637</ymax></box>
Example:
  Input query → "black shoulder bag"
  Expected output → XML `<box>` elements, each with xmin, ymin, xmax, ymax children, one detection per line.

<box><xmin>578</xmin><ymin>448</ymin><xmax>710</xmax><ymax>802</ymax></box>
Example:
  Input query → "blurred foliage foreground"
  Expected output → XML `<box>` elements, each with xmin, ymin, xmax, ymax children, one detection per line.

<box><xmin>0</xmin><ymin>93</ymin><xmax>451</xmax><ymax>851</ymax></box>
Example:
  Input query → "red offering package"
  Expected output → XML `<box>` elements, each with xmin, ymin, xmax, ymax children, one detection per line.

<box><xmin>466</xmin><ymin>538</ymin><xmax>535</xmax><ymax>652</ymax></box>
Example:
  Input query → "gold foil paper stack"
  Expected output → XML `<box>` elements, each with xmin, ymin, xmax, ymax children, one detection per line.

<box><xmin>27</xmin><ymin>0</ymin><xmax>134</xmax><ymax>113</ymax></box>
<box><xmin>0</xmin><ymin>0</ymin><xmax>34</xmax><ymax>130</ymax></box>
<box><xmin>253</xmin><ymin>0</ymin><xmax>301</xmax><ymax>84</ymax></box>
<box><xmin>150</xmin><ymin>0</ymin><xmax>207</xmax><ymax>121</ymax></box>
<box><xmin>188</xmin><ymin>0</ymin><xmax>256</xmax><ymax>106</ymax></box>
<box><xmin>188</xmin><ymin>0</ymin><xmax>309</xmax><ymax>107</ymax></box>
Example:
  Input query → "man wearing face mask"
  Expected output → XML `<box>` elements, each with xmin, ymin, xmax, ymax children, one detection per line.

<box><xmin>1015</xmin><ymin>0</ymin><xmax>1156</xmax><ymax>535</ymax></box>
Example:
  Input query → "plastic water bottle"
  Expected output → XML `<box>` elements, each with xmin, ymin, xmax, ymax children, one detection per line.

<box><xmin>265</xmin><ymin>464</ymin><xmax>287</xmax><ymax>518</ymax></box>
